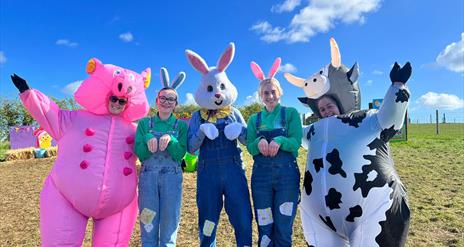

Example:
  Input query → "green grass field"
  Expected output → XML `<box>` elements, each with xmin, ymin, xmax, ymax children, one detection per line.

<box><xmin>0</xmin><ymin>124</ymin><xmax>463</xmax><ymax>246</ymax></box>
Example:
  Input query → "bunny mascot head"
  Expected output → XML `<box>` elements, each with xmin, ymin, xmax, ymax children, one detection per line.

<box><xmin>184</xmin><ymin>43</ymin><xmax>253</xmax><ymax>246</ymax></box>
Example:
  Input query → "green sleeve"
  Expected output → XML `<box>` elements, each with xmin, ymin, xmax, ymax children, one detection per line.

<box><xmin>134</xmin><ymin>118</ymin><xmax>154</xmax><ymax>162</ymax></box>
<box><xmin>273</xmin><ymin>107</ymin><xmax>302</xmax><ymax>156</ymax></box>
<box><xmin>166</xmin><ymin>121</ymin><xmax>188</xmax><ymax>162</ymax></box>
<box><xmin>246</xmin><ymin>114</ymin><xmax>262</xmax><ymax>156</ymax></box>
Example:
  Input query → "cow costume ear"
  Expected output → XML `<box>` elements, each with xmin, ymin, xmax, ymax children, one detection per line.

<box><xmin>347</xmin><ymin>63</ymin><xmax>359</xmax><ymax>84</ymax></box>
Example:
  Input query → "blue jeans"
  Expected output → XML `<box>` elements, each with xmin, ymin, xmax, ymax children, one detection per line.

<box><xmin>252</xmin><ymin>152</ymin><xmax>300</xmax><ymax>247</ymax></box>
<box><xmin>197</xmin><ymin>156</ymin><xmax>253</xmax><ymax>247</ymax></box>
<box><xmin>138</xmin><ymin>153</ymin><xmax>183</xmax><ymax>247</ymax></box>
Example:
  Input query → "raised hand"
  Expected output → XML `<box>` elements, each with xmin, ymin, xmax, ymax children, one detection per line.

<box><xmin>224</xmin><ymin>122</ymin><xmax>243</xmax><ymax>140</ymax></box>
<box><xmin>147</xmin><ymin>137</ymin><xmax>158</xmax><ymax>153</ymax></box>
<box><xmin>158</xmin><ymin>134</ymin><xmax>171</xmax><ymax>151</ymax></box>
<box><xmin>258</xmin><ymin>138</ymin><xmax>269</xmax><ymax>156</ymax></box>
<box><xmin>268</xmin><ymin>140</ymin><xmax>281</xmax><ymax>157</ymax></box>
<box><xmin>200</xmin><ymin>123</ymin><xmax>219</xmax><ymax>140</ymax></box>
<box><xmin>390</xmin><ymin>62</ymin><xmax>412</xmax><ymax>84</ymax></box>
<box><xmin>10</xmin><ymin>74</ymin><xmax>30</xmax><ymax>93</ymax></box>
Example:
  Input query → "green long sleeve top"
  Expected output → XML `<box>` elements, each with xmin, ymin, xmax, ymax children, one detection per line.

<box><xmin>134</xmin><ymin>113</ymin><xmax>187</xmax><ymax>162</ymax></box>
<box><xmin>246</xmin><ymin>104</ymin><xmax>302</xmax><ymax>158</ymax></box>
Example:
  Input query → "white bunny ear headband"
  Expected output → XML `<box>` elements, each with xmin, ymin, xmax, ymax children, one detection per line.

<box><xmin>250</xmin><ymin>57</ymin><xmax>281</xmax><ymax>81</ymax></box>
<box><xmin>159</xmin><ymin>67</ymin><xmax>186</xmax><ymax>90</ymax></box>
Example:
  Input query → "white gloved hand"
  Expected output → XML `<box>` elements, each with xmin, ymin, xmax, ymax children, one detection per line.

<box><xmin>200</xmin><ymin>123</ymin><xmax>219</xmax><ymax>140</ymax></box>
<box><xmin>224</xmin><ymin>122</ymin><xmax>243</xmax><ymax>140</ymax></box>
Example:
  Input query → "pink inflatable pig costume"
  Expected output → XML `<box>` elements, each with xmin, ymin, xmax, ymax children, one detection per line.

<box><xmin>11</xmin><ymin>58</ymin><xmax>151</xmax><ymax>246</ymax></box>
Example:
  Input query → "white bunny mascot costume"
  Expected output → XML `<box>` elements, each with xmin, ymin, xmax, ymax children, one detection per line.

<box><xmin>285</xmin><ymin>38</ymin><xmax>411</xmax><ymax>247</ymax></box>
<box><xmin>185</xmin><ymin>43</ymin><xmax>252</xmax><ymax>247</ymax></box>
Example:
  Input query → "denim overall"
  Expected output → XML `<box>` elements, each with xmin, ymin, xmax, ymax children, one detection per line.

<box><xmin>251</xmin><ymin>107</ymin><xmax>300</xmax><ymax>247</ymax></box>
<box><xmin>138</xmin><ymin>117</ymin><xmax>183</xmax><ymax>247</ymax></box>
<box><xmin>197</xmin><ymin>117</ymin><xmax>253</xmax><ymax>247</ymax></box>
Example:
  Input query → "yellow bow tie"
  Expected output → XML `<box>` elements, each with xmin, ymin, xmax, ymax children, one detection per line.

<box><xmin>200</xmin><ymin>106</ymin><xmax>233</xmax><ymax>123</ymax></box>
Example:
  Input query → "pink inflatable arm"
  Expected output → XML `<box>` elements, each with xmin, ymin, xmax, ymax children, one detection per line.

<box><xmin>20</xmin><ymin>89</ymin><xmax>72</xmax><ymax>140</ymax></box>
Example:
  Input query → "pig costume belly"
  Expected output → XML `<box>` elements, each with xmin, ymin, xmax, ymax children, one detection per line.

<box><xmin>50</xmin><ymin>110</ymin><xmax>137</xmax><ymax>218</ymax></box>
<box><xmin>19</xmin><ymin>58</ymin><xmax>151</xmax><ymax>247</ymax></box>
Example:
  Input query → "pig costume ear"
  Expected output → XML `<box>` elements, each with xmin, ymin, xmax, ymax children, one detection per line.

<box><xmin>142</xmin><ymin>68</ymin><xmax>151</xmax><ymax>89</ymax></box>
<box><xmin>86</xmin><ymin>58</ymin><xmax>103</xmax><ymax>74</ymax></box>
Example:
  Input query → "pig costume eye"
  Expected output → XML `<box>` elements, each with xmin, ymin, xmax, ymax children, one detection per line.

<box><xmin>113</xmin><ymin>70</ymin><xmax>122</xmax><ymax>77</ymax></box>
<box><xmin>129</xmin><ymin>74</ymin><xmax>135</xmax><ymax>81</ymax></box>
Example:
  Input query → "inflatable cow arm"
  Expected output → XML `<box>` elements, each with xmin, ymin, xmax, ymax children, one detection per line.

<box><xmin>11</xmin><ymin>74</ymin><xmax>73</xmax><ymax>140</ymax></box>
<box><xmin>376</xmin><ymin>62</ymin><xmax>412</xmax><ymax>135</ymax></box>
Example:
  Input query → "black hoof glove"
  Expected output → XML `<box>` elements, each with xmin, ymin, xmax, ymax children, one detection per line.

<box><xmin>390</xmin><ymin>62</ymin><xmax>412</xmax><ymax>85</ymax></box>
<box><xmin>11</xmin><ymin>74</ymin><xmax>30</xmax><ymax>93</ymax></box>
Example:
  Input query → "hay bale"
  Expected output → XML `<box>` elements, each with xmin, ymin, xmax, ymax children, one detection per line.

<box><xmin>5</xmin><ymin>146</ymin><xmax>58</xmax><ymax>161</ymax></box>
<box><xmin>5</xmin><ymin>148</ymin><xmax>35</xmax><ymax>161</ymax></box>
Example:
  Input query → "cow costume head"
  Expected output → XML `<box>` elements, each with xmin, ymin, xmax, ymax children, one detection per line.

<box><xmin>284</xmin><ymin>38</ymin><xmax>361</xmax><ymax>118</ymax></box>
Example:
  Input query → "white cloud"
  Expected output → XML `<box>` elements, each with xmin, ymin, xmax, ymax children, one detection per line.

<box><xmin>271</xmin><ymin>0</ymin><xmax>301</xmax><ymax>13</ymax></box>
<box><xmin>61</xmin><ymin>80</ymin><xmax>83</xmax><ymax>95</ymax></box>
<box><xmin>243</xmin><ymin>91</ymin><xmax>260</xmax><ymax>105</ymax></box>
<box><xmin>366</xmin><ymin>79</ymin><xmax>373</xmax><ymax>86</ymax></box>
<box><xmin>417</xmin><ymin>92</ymin><xmax>464</xmax><ymax>110</ymax></box>
<box><xmin>279</xmin><ymin>63</ymin><xmax>297</xmax><ymax>73</ymax></box>
<box><xmin>372</xmin><ymin>70</ymin><xmax>383</xmax><ymax>75</ymax></box>
<box><xmin>119</xmin><ymin>32</ymin><xmax>134</xmax><ymax>42</ymax></box>
<box><xmin>252</xmin><ymin>0</ymin><xmax>381</xmax><ymax>43</ymax></box>
<box><xmin>0</xmin><ymin>51</ymin><xmax>6</xmax><ymax>64</ymax></box>
<box><xmin>56</xmin><ymin>39</ymin><xmax>78</xmax><ymax>48</ymax></box>
<box><xmin>436</xmin><ymin>33</ymin><xmax>464</xmax><ymax>72</ymax></box>
<box><xmin>184</xmin><ymin>93</ymin><xmax>198</xmax><ymax>105</ymax></box>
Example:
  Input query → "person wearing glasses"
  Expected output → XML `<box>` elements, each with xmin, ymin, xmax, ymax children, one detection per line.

<box><xmin>134</xmin><ymin>68</ymin><xmax>187</xmax><ymax>247</ymax></box>
<box><xmin>10</xmin><ymin>58</ymin><xmax>151</xmax><ymax>246</ymax></box>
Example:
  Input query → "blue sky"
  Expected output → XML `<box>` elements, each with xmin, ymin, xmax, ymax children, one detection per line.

<box><xmin>1</xmin><ymin>0</ymin><xmax>463</xmax><ymax>123</ymax></box>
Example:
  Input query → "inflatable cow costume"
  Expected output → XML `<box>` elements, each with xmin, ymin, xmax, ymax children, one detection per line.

<box><xmin>284</xmin><ymin>38</ymin><xmax>411</xmax><ymax>247</ymax></box>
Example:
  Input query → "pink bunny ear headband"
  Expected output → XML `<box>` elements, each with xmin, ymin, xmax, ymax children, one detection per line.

<box><xmin>250</xmin><ymin>57</ymin><xmax>282</xmax><ymax>81</ymax></box>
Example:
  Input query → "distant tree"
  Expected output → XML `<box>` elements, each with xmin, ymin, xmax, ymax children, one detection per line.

<box><xmin>0</xmin><ymin>98</ymin><xmax>30</xmax><ymax>141</ymax></box>
<box><xmin>50</xmin><ymin>97</ymin><xmax>80</xmax><ymax>110</ymax></box>
<box><xmin>238</xmin><ymin>102</ymin><xmax>262</xmax><ymax>122</ymax></box>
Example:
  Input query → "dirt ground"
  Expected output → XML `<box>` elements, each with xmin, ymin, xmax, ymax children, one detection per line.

<box><xmin>0</xmin><ymin>155</ymin><xmax>307</xmax><ymax>247</ymax></box>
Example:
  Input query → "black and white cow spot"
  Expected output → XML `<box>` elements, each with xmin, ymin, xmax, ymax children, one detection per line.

<box><xmin>367</xmin><ymin>125</ymin><xmax>398</xmax><ymax>150</ymax></box>
<box><xmin>325</xmin><ymin>188</ymin><xmax>342</xmax><ymax>210</ymax></box>
<box><xmin>304</xmin><ymin>171</ymin><xmax>313</xmax><ymax>196</ymax></box>
<box><xmin>395</xmin><ymin>89</ymin><xmax>410</xmax><ymax>103</ymax></box>
<box><xmin>337</xmin><ymin>110</ymin><xmax>367</xmax><ymax>128</ymax></box>
<box><xmin>313</xmin><ymin>158</ymin><xmax>323</xmax><ymax>172</ymax></box>
<box><xmin>345</xmin><ymin>205</ymin><xmax>363</xmax><ymax>222</ymax></box>
<box><xmin>375</xmin><ymin>198</ymin><xmax>410</xmax><ymax>246</ymax></box>
<box><xmin>307</xmin><ymin>125</ymin><xmax>315</xmax><ymax>141</ymax></box>
<box><xmin>326</xmin><ymin>149</ymin><xmax>347</xmax><ymax>178</ymax></box>
<box><xmin>353</xmin><ymin>154</ymin><xmax>389</xmax><ymax>197</ymax></box>
<box><xmin>319</xmin><ymin>215</ymin><xmax>337</xmax><ymax>232</ymax></box>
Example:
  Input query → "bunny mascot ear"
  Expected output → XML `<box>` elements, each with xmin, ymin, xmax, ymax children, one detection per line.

<box><xmin>186</xmin><ymin>49</ymin><xmax>210</xmax><ymax>75</ymax></box>
<box><xmin>250</xmin><ymin>61</ymin><xmax>265</xmax><ymax>81</ymax></box>
<box><xmin>171</xmin><ymin>72</ymin><xmax>186</xmax><ymax>89</ymax></box>
<box><xmin>160</xmin><ymin>67</ymin><xmax>170</xmax><ymax>88</ymax></box>
<box><xmin>268</xmin><ymin>57</ymin><xmax>281</xmax><ymax>79</ymax></box>
<box><xmin>217</xmin><ymin>42</ymin><xmax>235</xmax><ymax>72</ymax></box>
